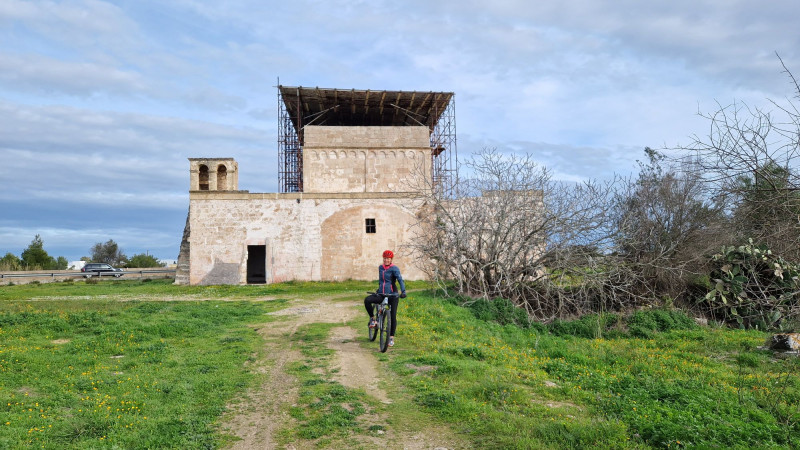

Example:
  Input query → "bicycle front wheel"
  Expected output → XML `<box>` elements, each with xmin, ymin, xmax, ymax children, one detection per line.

<box><xmin>379</xmin><ymin>307</ymin><xmax>392</xmax><ymax>353</ymax></box>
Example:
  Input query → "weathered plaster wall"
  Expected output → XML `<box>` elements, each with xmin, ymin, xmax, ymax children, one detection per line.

<box><xmin>188</xmin><ymin>192</ymin><xmax>425</xmax><ymax>285</ymax></box>
<box><xmin>303</xmin><ymin>126</ymin><xmax>431</xmax><ymax>193</ymax></box>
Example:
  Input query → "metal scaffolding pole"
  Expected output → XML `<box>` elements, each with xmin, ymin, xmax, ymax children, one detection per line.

<box><xmin>278</xmin><ymin>86</ymin><xmax>302</xmax><ymax>192</ymax></box>
<box><xmin>429</xmin><ymin>94</ymin><xmax>457</xmax><ymax>196</ymax></box>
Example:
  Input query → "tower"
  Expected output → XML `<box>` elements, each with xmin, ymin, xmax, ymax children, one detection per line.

<box><xmin>277</xmin><ymin>86</ymin><xmax>456</xmax><ymax>194</ymax></box>
<box><xmin>188</xmin><ymin>158</ymin><xmax>239</xmax><ymax>191</ymax></box>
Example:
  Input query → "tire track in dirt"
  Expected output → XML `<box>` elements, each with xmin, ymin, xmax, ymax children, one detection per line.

<box><xmin>327</xmin><ymin>326</ymin><xmax>391</xmax><ymax>405</ymax></box>
<box><xmin>222</xmin><ymin>294</ymin><xmax>463</xmax><ymax>449</ymax></box>
<box><xmin>224</xmin><ymin>313</ymin><xmax>302</xmax><ymax>449</ymax></box>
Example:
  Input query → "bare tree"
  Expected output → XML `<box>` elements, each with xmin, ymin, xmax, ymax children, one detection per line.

<box><xmin>409</xmin><ymin>148</ymin><xmax>623</xmax><ymax>320</ymax></box>
<box><xmin>408</xmin><ymin>57</ymin><xmax>800</xmax><ymax>327</ymax></box>
<box><xmin>680</xmin><ymin>55</ymin><xmax>800</xmax><ymax>260</ymax></box>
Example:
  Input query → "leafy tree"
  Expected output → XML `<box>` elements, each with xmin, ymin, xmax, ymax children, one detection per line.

<box><xmin>55</xmin><ymin>256</ymin><xmax>69</xmax><ymax>270</ymax></box>
<box><xmin>127</xmin><ymin>253</ymin><xmax>165</xmax><ymax>268</ymax></box>
<box><xmin>613</xmin><ymin>148</ymin><xmax>725</xmax><ymax>298</ymax></box>
<box><xmin>21</xmin><ymin>235</ymin><xmax>56</xmax><ymax>270</ymax></box>
<box><xmin>0</xmin><ymin>252</ymin><xmax>21</xmax><ymax>271</ymax></box>
<box><xmin>91</xmin><ymin>239</ymin><xmax>127</xmax><ymax>265</ymax></box>
<box><xmin>731</xmin><ymin>162</ymin><xmax>800</xmax><ymax>256</ymax></box>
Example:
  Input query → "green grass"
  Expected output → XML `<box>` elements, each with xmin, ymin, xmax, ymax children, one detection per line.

<box><xmin>388</xmin><ymin>292</ymin><xmax>800</xmax><ymax>448</ymax></box>
<box><xmin>280</xmin><ymin>323</ymin><xmax>369</xmax><ymax>445</ymax></box>
<box><xmin>2</xmin><ymin>280</ymin><xmax>798</xmax><ymax>448</ymax></box>
<box><xmin>0</xmin><ymin>282</ymin><xmax>291</xmax><ymax>448</ymax></box>
<box><xmin>0</xmin><ymin>279</ymin><xmax>427</xmax><ymax>448</ymax></box>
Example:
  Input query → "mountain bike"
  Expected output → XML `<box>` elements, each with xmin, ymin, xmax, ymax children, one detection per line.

<box><xmin>366</xmin><ymin>292</ymin><xmax>398</xmax><ymax>352</ymax></box>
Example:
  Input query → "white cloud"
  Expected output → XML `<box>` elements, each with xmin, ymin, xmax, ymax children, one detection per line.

<box><xmin>0</xmin><ymin>101</ymin><xmax>267</xmax><ymax>151</ymax></box>
<box><xmin>0</xmin><ymin>53</ymin><xmax>149</xmax><ymax>96</ymax></box>
<box><xmin>0</xmin><ymin>0</ymin><xmax>137</xmax><ymax>36</ymax></box>
<box><xmin>0</xmin><ymin>100</ymin><xmax>274</xmax><ymax>210</ymax></box>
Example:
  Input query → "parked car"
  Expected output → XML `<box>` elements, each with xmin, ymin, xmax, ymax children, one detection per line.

<box><xmin>81</xmin><ymin>263</ymin><xmax>124</xmax><ymax>278</ymax></box>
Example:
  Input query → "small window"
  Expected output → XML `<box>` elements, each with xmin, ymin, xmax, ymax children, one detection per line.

<box><xmin>365</xmin><ymin>218</ymin><xmax>376</xmax><ymax>234</ymax></box>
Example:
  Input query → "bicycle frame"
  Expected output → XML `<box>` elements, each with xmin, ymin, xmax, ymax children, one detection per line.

<box><xmin>367</xmin><ymin>291</ymin><xmax>398</xmax><ymax>352</ymax></box>
<box><xmin>377</xmin><ymin>296</ymin><xmax>390</xmax><ymax>315</ymax></box>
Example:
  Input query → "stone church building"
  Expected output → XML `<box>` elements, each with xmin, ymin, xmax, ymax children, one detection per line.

<box><xmin>175</xmin><ymin>86</ymin><xmax>456</xmax><ymax>285</ymax></box>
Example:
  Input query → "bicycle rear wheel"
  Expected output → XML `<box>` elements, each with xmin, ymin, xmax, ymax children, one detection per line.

<box><xmin>368</xmin><ymin>307</ymin><xmax>378</xmax><ymax>342</ymax></box>
<box><xmin>379</xmin><ymin>307</ymin><xmax>391</xmax><ymax>353</ymax></box>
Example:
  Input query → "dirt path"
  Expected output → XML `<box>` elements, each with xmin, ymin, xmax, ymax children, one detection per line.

<box><xmin>221</xmin><ymin>294</ymin><xmax>463</xmax><ymax>449</ymax></box>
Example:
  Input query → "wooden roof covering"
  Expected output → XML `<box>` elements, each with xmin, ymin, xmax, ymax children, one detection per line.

<box><xmin>279</xmin><ymin>86</ymin><xmax>454</xmax><ymax>130</ymax></box>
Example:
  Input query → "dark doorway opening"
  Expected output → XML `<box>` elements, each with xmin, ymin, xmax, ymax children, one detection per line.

<box><xmin>247</xmin><ymin>245</ymin><xmax>266</xmax><ymax>284</ymax></box>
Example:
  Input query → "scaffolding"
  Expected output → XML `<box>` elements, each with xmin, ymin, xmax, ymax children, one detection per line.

<box><xmin>277</xmin><ymin>85</ymin><xmax>456</xmax><ymax>194</ymax></box>
<box><xmin>429</xmin><ymin>94</ymin><xmax>457</xmax><ymax>196</ymax></box>
<box><xmin>278</xmin><ymin>87</ymin><xmax>303</xmax><ymax>192</ymax></box>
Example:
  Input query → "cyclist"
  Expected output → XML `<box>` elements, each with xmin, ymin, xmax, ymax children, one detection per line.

<box><xmin>364</xmin><ymin>250</ymin><xmax>406</xmax><ymax>347</ymax></box>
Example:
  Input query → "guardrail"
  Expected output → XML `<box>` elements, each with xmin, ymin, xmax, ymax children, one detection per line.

<box><xmin>0</xmin><ymin>269</ymin><xmax>176</xmax><ymax>281</ymax></box>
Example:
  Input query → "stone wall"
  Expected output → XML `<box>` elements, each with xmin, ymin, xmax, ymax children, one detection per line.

<box><xmin>303</xmin><ymin>126</ymin><xmax>431</xmax><ymax>193</ymax></box>
<box><xmin>181</xmin><ymin>126</ymin><xmax>437</xmax><ymax>285</ymax></box>
<box><xmin>188</xmin><ymin>158</ymin><xmax>238</xmax><ymax>191</ymax></box>
<box><xmin>174</xmin><ymin>210</ymin><xmax>191</xmax><ymax>285</ymax></box>
<box><xmin>187</xmin><ymin>191</ymin><xmax>425</xmax><ymax>285</ymax></box>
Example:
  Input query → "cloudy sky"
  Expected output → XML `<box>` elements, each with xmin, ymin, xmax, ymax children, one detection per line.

<box><xmin>1</xmin><ymin>0</ymin><xmax>798</xmax><ymax>262</ymax></box>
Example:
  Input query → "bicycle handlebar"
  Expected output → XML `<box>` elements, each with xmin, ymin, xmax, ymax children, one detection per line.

<box><xmin>366</xmin><ymin>291</ymin><xmax>400</xmax><ymax>298</ymax></box>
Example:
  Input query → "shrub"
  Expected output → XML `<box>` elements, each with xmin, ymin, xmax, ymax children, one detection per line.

<box><xmin>626</xmin><ymin>309</ymin><xmax>697</xmax><ymax>338</ymax></box>
<box><xmin>544</xmin><ymin>310</ymin><xmax>696</xmax><ymax>339</ymax></box>
<box><xmin>701</xmin><ymin>240</ymin><xmax>800</xmax><ymax>330</ymax></box>
<box><xmin>465</xmin><ymin>298</ymin><xmax>534</xmax><ymax>328</ymax></box>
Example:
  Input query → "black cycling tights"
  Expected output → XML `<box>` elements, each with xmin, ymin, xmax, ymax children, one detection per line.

<box><xmin>364</xmin><ymin>293</ymin><xmax>399</xmax><ymax>337</ymax></box>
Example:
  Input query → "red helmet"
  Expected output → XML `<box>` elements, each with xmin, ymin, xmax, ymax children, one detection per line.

<box><xmin>382</xmin><ymin>250</ymin><xmax>394</xmax><ymax>258</ymax></box>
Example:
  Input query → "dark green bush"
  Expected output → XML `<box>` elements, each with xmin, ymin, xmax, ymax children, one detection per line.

<box><xmin>458</xmin><ymin>293</ymin><xmax>697</xmax><ymax>339</ymax></box>
<box><xmin>544</xmin><ymin>310</ymin><xmax>695</xmax><ymax>339</ymax></box>
<box><xmin>465</xmin><ymin>298</ymin><xmax>534</xmax><ymax>328</ymax></box>
<box><xmin>627</xmin><ymin>309</ymin><xmax>697</xmax><ymax>338</ymax></box>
